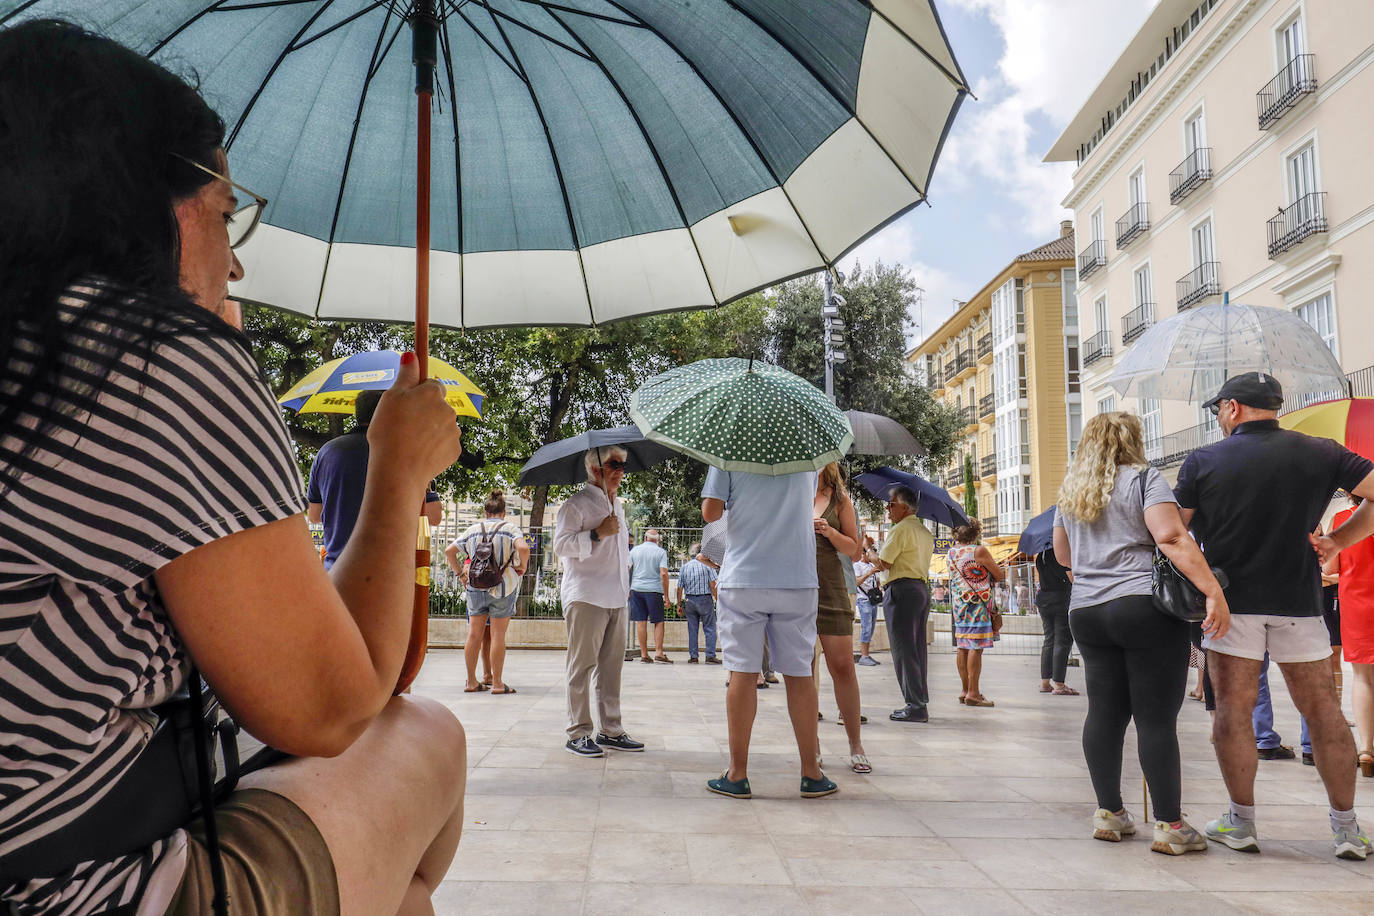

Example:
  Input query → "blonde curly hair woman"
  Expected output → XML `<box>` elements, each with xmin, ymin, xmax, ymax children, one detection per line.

<box><xmin>1053</xmin><ymin>412</ymin><xmax>1229</xmax><ymax>857</ymax></box>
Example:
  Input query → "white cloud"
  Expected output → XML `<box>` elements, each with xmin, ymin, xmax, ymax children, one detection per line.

<box><xmin>842</xmin><ymin>221</ymin><xmax>963</xmax><ymax>345</ymax></box>
<box><xmin>940</xmin><ymin>0</ymin><xmax>1159</xmax><ymax>231</ymax></box>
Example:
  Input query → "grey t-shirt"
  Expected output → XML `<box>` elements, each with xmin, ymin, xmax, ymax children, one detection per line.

<box><xmin>1054</xmin><ymin>466</ymin><xmax>1176</xmax><ymax>610</ymax></box>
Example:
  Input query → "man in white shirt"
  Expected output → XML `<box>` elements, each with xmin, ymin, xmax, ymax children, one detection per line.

<box><xmin>552</xmin><ymin>446</ymin><xmax>645</xmax><ymax>757</ymax></box>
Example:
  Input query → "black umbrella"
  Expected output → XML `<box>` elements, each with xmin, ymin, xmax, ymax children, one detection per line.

<box><xmin>1017</xmin><ymin>506</ymin><xmax>1057</xmax><ymax>556</ymax></box>
<box><xmin>845</xmin><ymin>410</ymin><xmax>926</xmax><ymax>457</ymax></box>
<box><xmin>518</xmin><ymin>426</ymin><xmax>679</xmax><ymax>487</ymax></box>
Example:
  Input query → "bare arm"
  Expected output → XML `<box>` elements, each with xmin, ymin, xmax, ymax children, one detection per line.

<box><xmin>815</xmin><ymin>491</ymin><xmax>861</xmax><ymax>561</ymax></box>
<box><xmin>660</xmin><ymin>567</ymin><xmax>670</xmax><ymax>595</ymax></box>
<box><xmin>702</xmin><ymin>497</ymin><xmax>724</xmax><ymax>524</ymax></box>
<box><xmin>307</xmin><ymin>502</ymin><xmax>323</xmax><ymax>524</ymax></box>
<box><xmin>444</xmin><ymin>542</ymin><xmax>463</xmax><ymax>574</ymax></box>
<box><xmin>710</xmin><ymin>579</ymin><xmax>718</xmax><ymax>600</ymax></box>
<box><xmin>1313</xmin><ymin>471</ymin><xmax>1374</xmax><ymax>564</ymax></box>
<box><xmin>155</xmin><ymin>359</ymin><xmax>462</xmax><ymax>757</ymax></box>
<box><xmin>972</xmin><ymin>545</ymin><xmax>1006</xmax><ymax>582</ymax></box>
<box><xmin>514</xmin><ymin>538</ymin><xmax>530</xmax><ymax>576</ymax></box>
<box><xmin>1144</xmin><ymin>502</ymin><xmax>1230</xmax><ymax>637</ymax></box>
<box><xmin>1052</xmin><ymin>526</ymin><xmax>1071</xmax><ymax>570</ymax></box>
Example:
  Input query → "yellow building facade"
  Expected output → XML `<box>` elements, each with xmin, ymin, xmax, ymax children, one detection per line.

<box><xmin>907</xmin><ymin>223</ymin><xmax>1079</xmax><ymax>548</ymax></box>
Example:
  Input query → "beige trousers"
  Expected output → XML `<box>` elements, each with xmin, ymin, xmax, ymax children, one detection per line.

<box><xmin>565</xmin><ymin>600</ymin><xmax>627</xmax><ymax>740</ymax></box>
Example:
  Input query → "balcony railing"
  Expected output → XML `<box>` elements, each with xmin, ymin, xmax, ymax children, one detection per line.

<box><xmin>943</xmin><ymin>362</ymin><xmax>956</xmax><ymax>382</ymax></box>
<box><xmin>1121</xmin><ymin>302</ymin><xmax>1155</xmax><ymax>345</ymax></box>
<box><xmin>1082</xmin><ymin>330</ymin><xmax>1113</xmax><ymax>367</ymax></box>
<box><xmin>1258</xmin><ymin>54</ymin><xmax>1317</xmax><ymax>130</ymax></box>
<box><xmin>961</xmin><ymin>406</ymin><xmax>977</xmax><ymax>429</ymax></box>
<box><xmin>1267</xmin><ymin>192</ymin><xmax>1327</xmax><ymax>259</ymax></box>
<box><xmin>945</xmin><ymin>469</ymin><xmax>963</xmax><ymax>489</ymax></box>
<box><xmin>980</xmin><ymin>517</ymin><xmax>999</xmax><ymax>539</ymax></box>
<box><xmin>928</xmin><ymin>366</ymin><xmax>944</xmax><ymax>389</ymax></box>
<box><xmin>978</xmin><ymin>393</ymin><xmax>995</xmax><ymax>419</ymax></box>
<box><xmin>977</xmin><ymin>333</ymin><xmax>993</xmax><ymax>360</ymax></box>
<box><xmin>954</xmin><ymin>350</ymin><xmax>974</xmax><ymax>377</ymax></box>
<box><xmin>979</xmin><ymin>455</ymin><xmax>997</xmax><ymax>478</ymax></box>
<box><xmin>1169</xmin><ymin>148</ymin><xmax>1212</xmax><ymax>204</ymax></box>
<box><xmin>1078</xmin><ymin>239</ymin><xmax>1106</xmax><ymax>280</ymax></box>
<box><xmin>1149</xmin><ymin>421</ymin><xmax>1225</xmax><ymax>468</ymax></box>
<box><xmin>1115</xmin><ymin>202</ymin><xmax>1150</xmax><ymax>249</ymax></box>
<box><xmin>1176</xmin><ymin>261</ymin><xmax>1220</xmax><ymax>310</ymax></box>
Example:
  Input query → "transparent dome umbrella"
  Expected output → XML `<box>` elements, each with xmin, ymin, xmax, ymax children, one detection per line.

<box><xmin>1108</xmin><ymin>301</ymin><xmax>1347</xmax><ymax>404</ymax></box>
<box><xmin>630</xmin><ymin>358</ymin><xmax>853</xmax><ymax>476</ymax></box>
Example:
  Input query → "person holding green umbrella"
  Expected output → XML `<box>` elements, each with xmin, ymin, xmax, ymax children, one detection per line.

<box><xmin>632</xmin><ymin>358</ymin><xmax>852</xmax><ymax>799</ymax></box>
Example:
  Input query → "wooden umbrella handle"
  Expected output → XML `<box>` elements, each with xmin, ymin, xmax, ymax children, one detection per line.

<box><xmin>394</xmin><ymin>511</ymin><xmax>432</xmax><ymax>694</ymax></box>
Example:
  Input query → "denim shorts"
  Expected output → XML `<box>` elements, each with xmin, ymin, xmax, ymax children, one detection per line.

<box><xmin>628</xmin><ymin>590</ymin><xmax>666</xmax><ymax>623</ymax></box>
<box><xmin>466</xmin><ymin>588</ymin><xmax>518</xmax><ymax>619</ymax></box>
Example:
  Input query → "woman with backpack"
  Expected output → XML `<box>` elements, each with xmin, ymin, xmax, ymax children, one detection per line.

<box><xmin>445</xmin><ymin>491</ymin><xmax>530</xmax><ymax>695</ymax></box>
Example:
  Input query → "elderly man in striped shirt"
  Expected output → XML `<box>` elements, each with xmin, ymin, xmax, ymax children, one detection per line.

<box><xmin>676</xmin><ymin>544</ymin><xmax>721</xmax><ymax>664</ymax></box>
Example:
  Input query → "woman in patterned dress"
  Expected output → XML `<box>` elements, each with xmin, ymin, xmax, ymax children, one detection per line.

<box><xmin>947</xmin><ymin>520</ymin><xmax>1005</xmax><ymax>707</ymax></box>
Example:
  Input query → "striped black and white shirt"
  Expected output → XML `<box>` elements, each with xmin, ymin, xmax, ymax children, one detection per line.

<box><xmin>0</xmin><ymin>290</ymin><xmax>306</xmax><ymax>914</ymax></box>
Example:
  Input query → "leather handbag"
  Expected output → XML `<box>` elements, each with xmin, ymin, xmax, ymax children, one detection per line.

<box><xmin>1137</xmin><ymin>472</ymin><xmax>1228</xmax><ymax>623</ymax></box>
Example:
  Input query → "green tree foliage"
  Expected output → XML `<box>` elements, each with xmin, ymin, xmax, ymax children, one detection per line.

<box><xmin>768</xmin><ymin>261</ymin><xmax>963</xmax><ymax>518</ymax></box>
<box><xmin>962</xmin><ymin>453</ymin><xmax>977</xmax><ymax>522</ymax></box>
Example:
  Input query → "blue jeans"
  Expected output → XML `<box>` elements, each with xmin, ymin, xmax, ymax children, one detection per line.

<box><xmin>1254</xmin><ymin>653</ymin><xmax>1312</xmax><ymax>750</ymax></box>
<box><xmin>683</xmin><ymin>594</ymin><xmax>717</xmax><ymax>659</ymax></box>
<box><xmin>856</xmin><ymin>594</ymin><xmax>876</xmax><ymax>645</ymax></box>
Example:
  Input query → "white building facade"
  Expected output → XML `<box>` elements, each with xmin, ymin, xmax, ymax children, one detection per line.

<box><xmin>1046</xmin><ymin>0</ymin><xmax>1374</xmax><ymax>470</ymax></box>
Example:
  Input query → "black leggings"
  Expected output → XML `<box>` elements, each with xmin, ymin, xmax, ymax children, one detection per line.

<box><xmin>1038</xmin><ymin>596</ymin><xmax>1072</xmax><ymax>683</ymax></box>
<box><xmin>1070</xmin><ymin>594</ymin><xmax>1190</xmax><ymax>822</ymax></box>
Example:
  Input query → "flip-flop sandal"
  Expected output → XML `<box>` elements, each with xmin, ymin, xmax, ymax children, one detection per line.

<box><xmin>463</xmin><ymin>684</ymin><xmax>489</xmax><ymax>693</ymax></box>
<box><xmin>491</xmin><ymin>686</ymin><xmax>517</xmax><ymax>695</ymax></box>
<box><xmin>849</xmin><ymin>754</ymin><xmax>872</xmax><ymax>774</ymax></box>
<box><xmin>1051</xmin><ymin>686</ymin><xmax>1079</xmax><ymax>696</ymax></box>
<box><xmin>1039</xmin><ymin>684</ymin><xmax>1054</xmax><ymax>693</ymax></box>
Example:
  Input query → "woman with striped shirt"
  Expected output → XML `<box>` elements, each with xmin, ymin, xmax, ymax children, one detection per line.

<box><xmin>0</xmin><ymin>20</ymin><xmax>466</xmax><ymax>915</ymax></box>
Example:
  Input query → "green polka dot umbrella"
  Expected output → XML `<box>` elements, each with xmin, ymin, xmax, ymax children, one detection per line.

<box><xmin>630</xmin><ymin>358</ymin><xmax>853</xmax><ymax>476</ymax></box>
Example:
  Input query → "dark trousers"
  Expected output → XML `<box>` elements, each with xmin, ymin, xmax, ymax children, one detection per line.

<box><xmin>884</xmin><ymin>578</ymin><xmax>930</xmax><ymax>712</ymax></box>
<box><xmin>682</xmin><ymin>595</ymin><xmax>717</xmax><ymax>659</ymax></box>
<box><xmin>1038</xmin><ymin>596</ymin><xmax>1072</xmax><ymax>683</ymax></box>
<box><xmin>1070</xmin><ymin>594</ymin><xmax>1190</xmax><ymax>822</ymax></box>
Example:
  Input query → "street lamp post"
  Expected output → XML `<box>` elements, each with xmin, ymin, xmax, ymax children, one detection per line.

<box><xmin>822</xmin><ymin>269</ymin><xmax>846</xmax><ymax>403</ymax></box>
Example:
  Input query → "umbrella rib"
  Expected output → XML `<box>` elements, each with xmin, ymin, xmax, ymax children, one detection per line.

<box><xmin>522</xmin><ymin>0</ymin><xmax>643</xmax><ymax>28</ymax></box>
<box><xmin>291</xmin><ymin>2</ymin><xmax>383</xmax><ymax>53</ymax></box>
<box><xmin>438</xmin><ymin>18</ymin><xmax>466</xmax><ymax>330</ymax></box>
<box><xmin>313</xmin><ymin>4</ymin><xmax>396</xmax><ymax>319</ymax></box>
<box><xmin>862</xmin><ymin>0</ymin><xmax>971</xmax><ymax>92</ymax></box>
<box><xmin>475</xmin><ymin>0</ymin><xmax>597</xmax><ymax>325</ymax></box>
<box><xmin>595</xmin><ymin>0</ymin><xmax>827</xmax><ymax>269</ymax></box>
<box><xmin>454</xmin><ymin>9</ymin><xmax>528</xmax><ymax>81</ymax></box>
<box><xmin>481</xmin><ymin>6</ymin><xmax>596</xmax><ymax>62</ymax></box>
<box><xmin>0</xmin><ymin>0</ymin><xmax>42</xmax><ymax>28</ymax></box>
<box><xmin>143</xmin><ymin>0</ymin><xmax>235</xmax><ymax>57</ymax></box>
<box><xmin>543</xmin><ymin>6</ymin><xmax>721</xmax><ymax>304</ymax></box>
<box><xmin>223</xmin><ymin>0</ymin><xmax>339</xmax><ymax>148</ymax></box>
<box><xmin>721</xmin><ymin>0</ymin><xmax>933</xmax><ymax>197</ymax></box>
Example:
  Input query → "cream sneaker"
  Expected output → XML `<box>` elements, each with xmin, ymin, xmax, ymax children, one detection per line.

<box><xmin>1152</xmin><ymin>819</ymin><xmax>1208</xmax><ymax>855</ymax></box>
<box><xmin>1092</xmin><ymin>808</ymin><xmax>1137</xmax><ymax>842</ymax></box>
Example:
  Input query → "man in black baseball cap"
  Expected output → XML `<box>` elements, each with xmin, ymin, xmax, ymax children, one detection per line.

<box><xmin>1176</xmin><ymin>372</ymin><xmax>1374</xmax><ymax>860</ymax></box>
<box><xmin>1200</xmin><ymin>371</ymin><xmax>1284</xmax><ymax>415</ymax></box>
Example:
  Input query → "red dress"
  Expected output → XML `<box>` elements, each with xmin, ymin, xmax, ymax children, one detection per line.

<box><xmin>1335</xmin><ymin>508</ymin><xmax>1374</xmax><ymax>664</ymax></box>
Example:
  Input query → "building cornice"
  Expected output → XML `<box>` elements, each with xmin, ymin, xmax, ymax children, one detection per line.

<box><xmin>1062</xmin><ymin>0</ymin><xmax>1265</xmax><ymax>211</ymax></box>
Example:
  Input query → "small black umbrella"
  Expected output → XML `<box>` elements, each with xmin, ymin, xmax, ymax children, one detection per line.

<box><xmin>518</xmin><ymin>426</ymin><xmax>679</xmax><ymax>487</ymax></box>
<box><xmin>1017</xmin><ymin>506</ymin><xmax>1057</xmax><ymax>556</ymax></box>
<box><xmin>845</xmin><ymin>410</ymin><xmax>926</xmax><ymax>457</ymax></box>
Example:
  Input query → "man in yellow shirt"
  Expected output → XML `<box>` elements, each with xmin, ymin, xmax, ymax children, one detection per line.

<box><xmin>875</xmin><ymin>486</ymin><xmax>934</xmax><ymax>722</ymax></box>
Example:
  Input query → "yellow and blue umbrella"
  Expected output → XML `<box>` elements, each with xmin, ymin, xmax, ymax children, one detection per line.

<box><xmin>278</xmin><ymin>350</ymin><xmax>483</xmax><ymax>418</ymax></box>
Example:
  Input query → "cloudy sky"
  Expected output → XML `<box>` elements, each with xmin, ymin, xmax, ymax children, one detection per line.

<box><xmin>848</xmin><ymin>0</ymin><xmax>1160</xmax><ymax>346</ymax></box>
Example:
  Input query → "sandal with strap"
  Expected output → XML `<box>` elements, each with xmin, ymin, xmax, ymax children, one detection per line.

<box><xmin>1051</xmin><ymin>685</ymin><xmax>1079</xmax><ymax>696</ymax></box>
<box><xmin>965</xmin><ymin>695</ymin><xmax>995</xmax><ymax>707</ymax></box>
<box><xmin>1360</xmin><ymin>753</ymin><xmax>1374</xmax><ymax>778</ymax></box>
<box><xmin>849</xmin><ymin>753</ymin><xmax>872</xmax><ymax>774</ymax></box>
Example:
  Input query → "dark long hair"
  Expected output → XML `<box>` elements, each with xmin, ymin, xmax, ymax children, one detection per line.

<box><xmin>0</xmin><ymin>19</ymin><xmax>232</xmax><ymax>489</ymax></box>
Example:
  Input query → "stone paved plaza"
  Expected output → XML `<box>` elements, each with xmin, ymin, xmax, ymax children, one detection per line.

<box><xmin>412</xmin><ymin>645</ymin><xmax>1374</xmax><ymax>914</ymax></box>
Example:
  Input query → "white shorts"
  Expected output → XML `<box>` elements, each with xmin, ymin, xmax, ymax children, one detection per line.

<box><xmin>716</xmin><ymin>587</ymin><xmax>818</xmax><ymax>677</ymax></box>
<box><xmin>1202</xmin><ymin>614</ymin><xmax>1332</xmax><ymax>664</ymax></box>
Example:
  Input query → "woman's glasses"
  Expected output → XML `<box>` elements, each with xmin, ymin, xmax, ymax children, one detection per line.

<box><xmin>171</xmin><ymin>153</ymin><xmax>269</xmax><ymax>249</ymax></box>
<box><xmin>603</xmin><ymin>460</ymin><xmax>629</xmax><ymax>471</ymax></box>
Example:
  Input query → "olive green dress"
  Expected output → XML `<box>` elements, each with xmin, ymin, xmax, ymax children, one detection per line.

<box><xmin>815</xmin><ymin>491</ymin><xmax>854</xmax><ymax>637</ymax></box>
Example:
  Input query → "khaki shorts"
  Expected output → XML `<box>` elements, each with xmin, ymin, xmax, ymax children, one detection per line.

<box><xmin>1202</xmin><ymin>613</ymin><xmax>1332</xmax><ymax>664</ymax></box>
<box><xmin>168</xmin><ymin>788</ymin><xmax>339</xmax><ymax>915</ymax></box>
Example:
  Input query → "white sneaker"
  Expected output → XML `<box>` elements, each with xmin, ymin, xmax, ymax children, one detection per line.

<box><xmin>1152</xmin><ymin>819</ymin><xmax>1208</xmax><ymax>855</ymax></box>
<box><xmin>1092</xmin><ymin>808</ymin><xmax>1137</xmax><ymax>842</ymax></box>
<box><xmin>1333</xmin><ymin>821</ymin><xmax>1372</xmax><ymax>861</ymax></box>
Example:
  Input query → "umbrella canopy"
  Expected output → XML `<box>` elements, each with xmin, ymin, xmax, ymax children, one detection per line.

<box><xmin>1017</xmin><ymin>505</ymin><xmax>1057</xmax><ymax>557</ymax></box>
<box><xmin>630</xmin><ymin>358</ymin><xmax>853</xmax><ymax>476</ymax></box>
<box><xmin>4</xmin><ymin>1</ymin><xmax>970</xmax><ymax>328</ymax></box>
<box><xmin>845</xmin><ymin>410</ymin><xmax>926</xmax><ymax>457</ymax></box>
<box><xmin>1279</xmin><ymin>397</ymin><xmax>1374</xmax><ymax>462</ymax></box>
<box><xmin>853</xmin><ymin>466</ymin><xmax>968</xmax><ymax>529</ymax></box>
<box><xmin>517</xmin><ymin>425</ymin><xmax>679</xmax><ymax>486</ymax></box>
<box><xmin>277</xmin><ymin>350</ymin><xmax>484</xmax><ymax>417</ymax></box>
<box><xmin>1108</xmin><ymin>302</ymin><xmax>1347</xmax><ymax>404</ymax></box>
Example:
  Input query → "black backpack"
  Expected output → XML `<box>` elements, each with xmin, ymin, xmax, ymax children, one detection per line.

<box><xmin>468</xmin><ymin>523</ymin><xmax>513</xmax><ymax>591</ymax></box>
